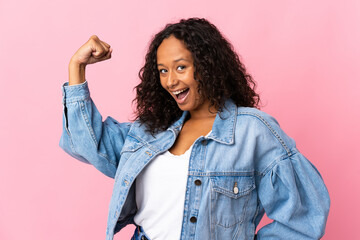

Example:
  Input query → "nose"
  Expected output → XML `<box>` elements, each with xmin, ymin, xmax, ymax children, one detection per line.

<box><xmin>166</xmin><ymin>71</ymin><xmax>178</xmax><ymax>89</ymax></box>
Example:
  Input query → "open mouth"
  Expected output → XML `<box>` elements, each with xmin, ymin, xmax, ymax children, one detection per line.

<box><xmin>175</xmin><ymin>88</ymin><xmax>189</xmax><ymax>100</ymax></box>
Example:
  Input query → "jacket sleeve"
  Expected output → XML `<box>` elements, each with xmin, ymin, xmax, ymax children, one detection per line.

<box><xmin>256</xmin><ymin>150</ymin><xmax>330</xmax><ymax>239</ymax></box>
<box><xmin>59</xmin><ymin>80</ymin><xmax>132</xmax><ymax>178</ymax></box>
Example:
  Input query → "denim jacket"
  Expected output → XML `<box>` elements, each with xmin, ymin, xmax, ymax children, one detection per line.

<box><xmin>59</xmin><ymin>80</ymin><xmax>330</xmax><ymax>240</ymax></box>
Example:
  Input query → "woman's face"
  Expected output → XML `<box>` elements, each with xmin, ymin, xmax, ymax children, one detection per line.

<box><xmin>157</xmin><ymin>35</ymin><xmax>207</xmax><ymax>113</ymax></box>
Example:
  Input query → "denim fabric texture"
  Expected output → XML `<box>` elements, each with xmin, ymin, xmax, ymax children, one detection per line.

<box><xmin>59</xmin><ymin>80</ymin><xmax>330</xmax><ymax>240</ymax></box>
<box><xmin>131</xmin><ymin>226</ymin><xmax>151</xmax><ymax>240</ymax></box>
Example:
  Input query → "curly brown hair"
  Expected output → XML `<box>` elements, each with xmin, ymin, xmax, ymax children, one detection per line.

<box><xmin>133</xmin><ymin>17</ymin><xmax>260</xmax><ymax>134</ymax></box>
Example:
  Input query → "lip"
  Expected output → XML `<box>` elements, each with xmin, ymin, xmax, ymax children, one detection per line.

<box><xmin>173</xmin><ymin>88</ymin><xmax>190</xmax><ymax>104</ymax></box>
<box><xmin>171</xmin><ymin>88</ymin><xmax>188</xmax><ymax>94</ymax></box>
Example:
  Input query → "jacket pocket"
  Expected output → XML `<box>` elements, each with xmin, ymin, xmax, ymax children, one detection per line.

<box><xmin>210</xmin><ymin>174</ymin><xmax>255</xmax><ymax>228</ymax></box>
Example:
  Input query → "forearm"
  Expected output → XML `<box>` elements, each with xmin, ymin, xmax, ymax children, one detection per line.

<box><xmin>59</xmin><ymin>80</ymin><xmax>129</xmax><ymax>178</ymax></box>
<box><xmin>68</xmin><ymin>58</ymin><xmax>86</xmax><ymax>85</ymax></box>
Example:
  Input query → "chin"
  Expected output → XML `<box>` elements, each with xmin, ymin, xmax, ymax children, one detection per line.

<box><xmin>177</xmin><ymin>105</ymin><xmax>188</xmax><ymax>111</ymax></box>
<box><xmin>178</xmin><ymin>104</ymin><xmax>198</xmax><ymax>112</ymax></box>
<box><xmin>176</xmin><ymin>104</ymin><xmax>190</xmax><ymax>111</ymax></box>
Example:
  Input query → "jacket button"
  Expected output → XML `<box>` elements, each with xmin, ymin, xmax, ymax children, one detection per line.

<box><xmin>194</xmin><ymin>179</ymin><xmax>201</xmax><ymax>186</ymax></box>
<box><xmin>201</xmin><ymin>139</ymin><xmax>207</xmax><ymax>146</ymax></box>
<box><xmin>190</xmin><ymin>216</ymin><xmax>197</xmax><ymax>223</ymax></box>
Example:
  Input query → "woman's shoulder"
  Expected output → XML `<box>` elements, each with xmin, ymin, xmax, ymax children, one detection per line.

<box><xmin>236</xmin><ymin>106</ymin><xmax>273</xmax><ymax>118</ymax></box>
<box><xmin>222</xmin><ymin>99</ymin><xmax>280</xmax><ymax>128</ymax></box>
<box><xmin>235</xmin><ymin>106</ymin><xmax>296</xmax><ymax>152</ymax></box>
<box><xmin>236</xmin><ymin>107</ymin><xmax>280</xmax><ymax>127</ymax></box>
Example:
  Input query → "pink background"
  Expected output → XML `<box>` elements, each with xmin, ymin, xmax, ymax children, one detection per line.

<box><xmin>1</xmin><ymin>0</ymin><xmax>359</xmax><ymax>239</ymax></box>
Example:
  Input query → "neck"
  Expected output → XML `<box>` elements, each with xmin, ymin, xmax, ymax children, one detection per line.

<box><xmin>188</xmin><ymin>101</ymin><xmax>218</xmax><ymax>120</ymax></box>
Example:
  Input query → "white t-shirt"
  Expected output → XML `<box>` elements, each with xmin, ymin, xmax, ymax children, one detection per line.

<box><xmin>134</xmin><ymin>131</ymin><xmax>211</xmax><ymax>240</ymax></box>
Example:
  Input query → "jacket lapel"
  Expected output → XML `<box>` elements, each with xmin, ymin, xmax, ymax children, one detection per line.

<box><xmin>128</xmin><ymin>98</ymin><xmax>237</xmax><ymax>151</ymax></box>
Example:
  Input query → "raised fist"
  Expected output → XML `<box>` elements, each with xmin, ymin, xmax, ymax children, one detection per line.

<box><xmin>70</xmin><ymin>35</ymin><xmax>112</xmax><ymax>66</ymax></box>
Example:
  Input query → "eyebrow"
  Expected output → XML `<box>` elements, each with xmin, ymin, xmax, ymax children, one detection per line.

<box><xmin>157</xmin><ymin>58</ymin><xmax>190</xmax><ymax>66</ymax></box>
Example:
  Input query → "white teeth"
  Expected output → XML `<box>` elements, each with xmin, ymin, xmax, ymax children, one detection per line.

<box><xmin>172</xmin><ymin>88</ymin><xmax>188</xmax><ymax>95</ymax></box>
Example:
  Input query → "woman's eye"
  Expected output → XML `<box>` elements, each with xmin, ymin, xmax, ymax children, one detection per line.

<box><xmin>159</xmin><ymin>69</ymin><xmax>167</xmax><ymax>74</ymax></box>
<box><xmin>177</xmin><ymin>65</ymin><xmax>186</xmax><ymax>71</ymax></box>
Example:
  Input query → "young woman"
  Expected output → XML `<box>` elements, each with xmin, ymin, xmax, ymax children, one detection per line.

<box><xmin>60</xmin><ymin>18</ymin><xmax>330</xmax><ymax>240</ymax></box>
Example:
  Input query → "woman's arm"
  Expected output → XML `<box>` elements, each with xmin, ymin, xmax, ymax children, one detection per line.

<box><xmin>68</xmin><ymin>61</ymin><xmax>86</xmax><ymax>85</ymax></box>
<box><xmin>59</xmin><ymin>80</ymin><xmax>131</xmax><ymax>178</ymax></box>
<box><xmin>256</xmin><ymin>149</ymin><xmax>330</xmax><ymax>239</ymax></box>
<box><xmin>59</xmin><ymin>36</ymin><xmax>130</xmax><ymax>178</ymax></box>
<box><xmin>68</xmin><ymin>34</ymin><xmax>112</xmax><ymax>85</ymax></box>
<box><xmin>244</xmin><ymin>109</ymin><xmax>331</xmax><ymax>239</ymax></box>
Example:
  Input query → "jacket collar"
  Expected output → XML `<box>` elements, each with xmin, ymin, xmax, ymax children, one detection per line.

<box><xmin>167</xmin><ymin>98</ymin><xmax>237</xmax><ymax>145</ymax></box>
<box><xmin>129</xmin><ymin>98</ymin><xmax>237</xmax><ymax>147</ymax></box>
